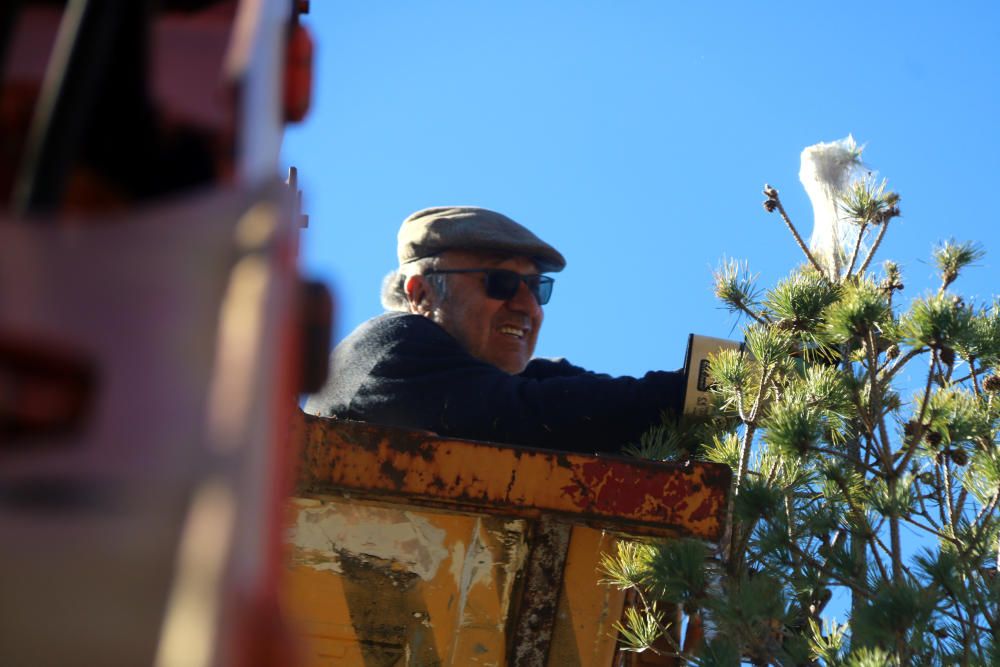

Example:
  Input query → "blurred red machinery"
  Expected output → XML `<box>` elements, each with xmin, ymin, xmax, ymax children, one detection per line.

<box><xmin>0</xmin><ymin>2</ymin><xmax>329</xmax><ymax>665</ymax></box>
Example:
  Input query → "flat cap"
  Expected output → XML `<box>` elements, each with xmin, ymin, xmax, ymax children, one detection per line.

<box><xmin>397</xmin><ymin>206</ymin><xmax>566</xmax><ymax>273</ymax></box>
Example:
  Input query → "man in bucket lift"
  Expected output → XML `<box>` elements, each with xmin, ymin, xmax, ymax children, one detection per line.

<box><xmin>305</xmin><ymin>206</ymin><xmax>685</xmax><ymax>453</ymax></box>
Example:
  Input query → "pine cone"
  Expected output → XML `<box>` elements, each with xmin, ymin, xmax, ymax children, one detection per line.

<box><xmin>763</xmin><ymin>199</ymin><xmax>777</xmax><ymax>212</ymax></box>
<box><xmin>983</xmin><ymin>374</ymin><xmax>1000</xmax><ymax>393</ymax></box>
<box><xmin>926</xmin><ymin>431</ymin><xmax>943</xmax><ymax>447</ymax></box>
<box><xmin>949</xmin><ymin>449</ymin><xmax>969</xmax><ymax>466</ymax></box>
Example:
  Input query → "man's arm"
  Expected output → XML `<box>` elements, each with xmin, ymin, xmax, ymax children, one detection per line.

<box><xmin>519</xmin><ymin>357</ymin><xmax>594</xmax><ymax>379</ymax></box>
<box><xmin>310</xmin><ymin>314</ymin><xmax>683</xmax><ymax>454</ymax></box>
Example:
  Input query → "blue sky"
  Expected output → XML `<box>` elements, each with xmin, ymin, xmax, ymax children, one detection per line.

<box><xmin>284</xmin><ymin>1</ymin><xmax>1000</xmax><ymax>379</ymax></box>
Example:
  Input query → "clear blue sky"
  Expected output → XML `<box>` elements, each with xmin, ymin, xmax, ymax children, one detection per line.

<box><xmin>284</xmin><ymin>1</ymin><xmax>1000</xmax><ymax>378</ymax></box>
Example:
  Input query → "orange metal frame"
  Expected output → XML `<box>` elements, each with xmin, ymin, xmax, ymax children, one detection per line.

<box><xmin>296</xmin><ymin>414</ymin><xmax>730</xmax><ymax>541</ymax></box>
<box><xmin>284</xmin><ymin>414</ymin><xmax>730</xmax><ymax>666</ymax></box>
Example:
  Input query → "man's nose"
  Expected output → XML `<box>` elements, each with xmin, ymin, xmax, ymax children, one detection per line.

<box><xmin>506</xmin><ymin>279</ymin><xmax>541</xmax><ymax>314</ymax></box>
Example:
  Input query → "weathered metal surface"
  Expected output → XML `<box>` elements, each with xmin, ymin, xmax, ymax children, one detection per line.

<box><xmin>284</xmin><ymin>495</ymin><xmax>530</xmax><ymax>666</ymax></box>
<box><xmin>284</xmin><ymin>416</ymin><xmax>731</xmax><ymax>665</ymax></box>
<box><xmin>509</xmin><ymin>516</ymin><xmax>573</xmax><ymax>666</ymax></box>
<box><xmin>295</xmin><ymin>414</ymin><xmax>731</xmax><ymax>541</ymax></box>
<box><xmin>548</xmin><ymin>528</ymin><xmax>626</xmax><ymax>666</ymax></box>
<box><xmin>283</xmin><ymin>494</ymin><xmax>636</xmax><ymax>667</ymax></box>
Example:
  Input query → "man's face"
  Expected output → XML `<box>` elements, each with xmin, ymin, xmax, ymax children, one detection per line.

<box><xmin>411</xmin><ymin>250</ymin><xmax>544</xmax><ymax>374</ymax></box>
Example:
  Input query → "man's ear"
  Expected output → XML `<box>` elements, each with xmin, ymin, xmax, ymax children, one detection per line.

<box><xmin>404</xmin><ymin>274</ymin><xmax>433</xmax><ymax>315</ymax></box>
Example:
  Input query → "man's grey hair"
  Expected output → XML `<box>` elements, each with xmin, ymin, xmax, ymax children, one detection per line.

<box><xmin>380</xmin><ymin>256</ymin><xmax>449</xmax><ymax>311</ymax></box>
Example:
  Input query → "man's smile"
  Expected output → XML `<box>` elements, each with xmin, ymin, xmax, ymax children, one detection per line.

<box><xmin>498</xmin><ymin>324</ymin><xmax>528</xmax><ymax>339</ymax></box>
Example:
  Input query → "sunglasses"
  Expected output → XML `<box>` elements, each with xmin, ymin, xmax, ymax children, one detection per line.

<box><xmin>424</xmin><ymin>268</ymin><xmax>555</xmax><ymax>305</ymax></box>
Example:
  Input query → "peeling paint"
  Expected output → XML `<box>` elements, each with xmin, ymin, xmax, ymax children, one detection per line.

<box><xmin>287</xmin><ymin>500</ymin><xmax>449</xmax><ymax>581</ymax></box>
<box><xmin>285</xmin><ymin>416</ymin><xmax>731</xmax><ymax>666</ymax></box>
<box><xmin>448</xmin><ymin>540</ymin><xmax>466</xmax><ymax>586</ymax></box>
<box><xmin>489</xmin><ymin>522</ymin><xmax>528</xmax><ymax>623</ymax></box>
<box><xmin>451</xmin><ymin>519</ymin><xmax>496</xmax><ymax>625</ymax></box>
<box><xmin>511</xmin><ymin>517</ymin><xmax>572</xmax><ymax>666</ymax></box>
<box><xmin>296</xmin><ymin>415</ymin><xmax>731</xmax><ymax>540</ymax></box>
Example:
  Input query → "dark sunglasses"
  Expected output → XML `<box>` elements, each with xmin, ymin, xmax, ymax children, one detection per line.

<box><xmin>424</xmin><ymin>268</ymin><xmax>554</xmax><ymax>305</ymax></box>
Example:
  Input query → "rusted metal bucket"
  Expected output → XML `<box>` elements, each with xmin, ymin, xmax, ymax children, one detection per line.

<box><xmin>283</xmin><ymin>415</ymin><xmax>729</xmax><ymax>667</ymax></box>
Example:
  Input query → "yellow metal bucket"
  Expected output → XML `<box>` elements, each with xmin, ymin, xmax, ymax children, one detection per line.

<box><xmin>282</xmin><ymin>416</ymin><xmax>729</xmax><ymax>667</ymax></box>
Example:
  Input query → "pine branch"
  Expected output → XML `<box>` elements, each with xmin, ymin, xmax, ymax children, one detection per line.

<box><xmin>973</xmin><ymin>489</ymin><xmax>1000</xmax><ymax>525</ymax></box>
<box><xmin>969</xmin><ymin>357</ymin><xmax>982</xmax><ymax>396</ymax></box>
<box><xmin>927</xmin><ymin>465</ymin><xmax>947</xmax><ymax>530</ymax></box>
<box><xmin>736</xmin><ymin>362</ymin><xmax>776</xmax><ymax>494</ymax></box>
<box><xmin>943</xmin><ymin>353</ymin><xmax>957</xmax><ymax>384</ymax></box>
<box><xmin>894</xmin><ymin>352</ymin><xmax>939</xmax><ymax>477</ymax></box>
<box><xmin>735</xmin><ymin>388</ymin><xmax>747</xmax><ymax>423</ymax></box>
<box><xmin>978</xmin><ymin>573</ymin><xmax>1000</xmax><ymax>634</ymax></box>
<box><xmin>957</xmin><ymin>606</ymin><xmax>975</xmax><ymax>664</ymax></box>
<box><xmin>964</xmin><ymin>582</ymin><xmax>998</xmax><ymax>643</ymax></box>
<box><xmin>863</xmin><ymin>329</ymin><xmax>906</xmax><ymax>582</ymax></box>
<box><xmin>857</xmin><ymin>217</ymin><xmax>892</xmax><ymax>276</ymax></box>
<box><xmin>899</xmin><ymin>513</ymin><xmax>955</xmax><ymax>545</ymax></box>
<box><xmin>959</xmin><ymin>493</ymin><xmax>1000</xmax><ymax>578</ymax></box>
<box><xmin>823</xmin><ymin>534</ymin><xmax>848</xmax><ymax>587</ymax></box>
<box><xmin>844</xmin><ymin>222</ymin><xmax>869</xmax><ymax>279</ymax></box>
<box><xmin>866</xmin><ymin>330</ymin><xmax>895</xmax><ymax>470</ymax></box>
<box><xmin>734</xmin><ymin>423</ymin><xmax>758</xmax><ymax>495</ymax></box>
<box><xmin>866</xmin><ymin>533</ymin><xmax>891</xmax><ymax>582</ymax></box>
<box><xmin>887</xmin><ymin>482</ymin><xmax>905</xmax><ymax>580</ymax></box>
<box><xmin>913</xmin><ymin>488</ymin><xmax>941</xmax><ymax>532</ymax></box>
<box><xmin>955</xmin><ymin>482</ymin><xmax>970</xmax><ymax>528</ymax></box>
<box><xmin>735</xmin><ymin>301</ymin><xmax>770</xmax><ymax>326</ymax></box>
<box><xmin>810</xmin><ymin>445</ymin><xmax>882</xmax><ymax>476</ymax></box>
<box><xmin>764</xmin><ymin>459</ymin><xmax>781</xmax><ymax>487</ymax></box>
<box><xmin>882</xmin><ymin>345</ymin><xmax>928</xmax><ymax>384</ymax></box>
<box><xmin>941</xmin><ymin>458</ymin><xmax>957</xmax><ymax>531</ymax></box>
<box><xmin>780</xmin><ymin>534</ymin><xmax>872</xmax><ymax>600</ymax></box>
<box><xmin>615</xmin><ymin>587</ymin><xmax>686</xmax><ymax>659</ymax></box>
<box><xmin>762</xmin><ymin>185</ymin><xmax>826</xmax><ymax>277</ymax></box>
<box><xmin>784</xmin><ymin>494</ymin><xmax>804</xmax><ymax>578</ymax></box>
<box><xmin>935</xmin><ymin>607</ymin><xmax>994</xmax><ymax>635</ymax></box>
<box><xmin>829</xmin><ymin>473</ymin><xmax>874</xmax><ymax>536</ymax></box>
<box><xmin>951</xmin><ymin>362</ymin><xmax>989</xmax><ymax>385</ymax></box>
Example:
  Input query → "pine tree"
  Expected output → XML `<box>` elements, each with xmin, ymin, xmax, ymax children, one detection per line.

<box><xmin>602</xmin><ymin>139</ymin><xmax>1000</xmax><ymax>666</ymax></box>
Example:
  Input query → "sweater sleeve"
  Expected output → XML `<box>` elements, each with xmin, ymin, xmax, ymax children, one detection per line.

<box><xmin>346</xmin><ymin>315</ymin><xmax>684</xmax><ymax>454</ymax></box>
<box><xmin>520</xmin><ymin>357</ymin><xmax>594</xmax><ymax>379</ymax></box>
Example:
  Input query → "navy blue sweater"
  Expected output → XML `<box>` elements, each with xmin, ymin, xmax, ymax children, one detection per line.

<box><xmin>304</xmin><ymin>312</ymin><xmax>685</xmax><ymax>454</ymax></box>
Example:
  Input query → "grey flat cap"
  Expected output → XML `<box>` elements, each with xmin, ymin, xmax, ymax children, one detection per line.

<box><xmin>397</xmin><ymin>206</ymin><xmax>566</xmax><ymax>273</ymax></box>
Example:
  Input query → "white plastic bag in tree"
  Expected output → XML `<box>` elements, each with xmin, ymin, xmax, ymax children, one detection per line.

<box><xmin>799</xmin><ymin>135</ymin><xmax>869</xmax><ymax>280</ymax></box>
